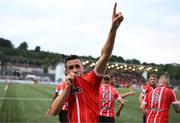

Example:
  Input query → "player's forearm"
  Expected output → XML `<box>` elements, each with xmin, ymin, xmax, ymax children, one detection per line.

<box><xmin>52</xmin><ymin>92</ymin><xmax>58</xmax><ymax>101</ymax></box>
<box><xmin>48</xmin><ymin>92</ymin><xmax>58</xmax><ymax>111</ymax></box>
<box><xmin>101</xmin><ymin>29</ymin><xmax>117</xmax><ymax>59</ymax></box>
<box><xmin>117</xmin><ymin>98</ymin><xmax>125</xmax><ymax>111</ymax></box>
<box><xmin>47</xmin><ymin>86</ymin><xmax>70</xmax><ymax>116</ymax></box>
<box><xmin>118</xmin><ymin>103</ymin><xmax>124</xmax><ymax>112</ymax></box>
<box><xmin>95</xmin><ymin>29</ymin><xmax>117</xmax><ymax>74</ymax></box>
<box><xmin>172</xmin><ymin>101</ymin><xmax>180</xmax><ymax>113</ymax></box>
<box><xmin>140</xmin><ymin>104</ymin><xmax>147</xmax><ymax>115</ymax></box>
<box><xmin>121</xmin><ymin>92</ymin><xmax>133</xmax><ymax>98</ymax></box>
<box><xmin>139</xmin><ymin>96</ymin><xmax>143</xmax><ymax>105</ymax></box>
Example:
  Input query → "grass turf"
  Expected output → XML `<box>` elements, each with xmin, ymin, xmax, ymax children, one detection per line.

<box><xmin>0</xmin><ymin>83</ymin><xmax>58</xmax><ymax>122</ymax></box>
<box><xmin>0</xmin><ymin>83</ymin><xmax>179</xmax><ymax>123</ymax></box>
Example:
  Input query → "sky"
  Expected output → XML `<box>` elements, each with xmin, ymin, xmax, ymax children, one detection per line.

<box><xmin>0</xmin><ymin>0</ymin><xmax>179</xmax><ymax>64</ymax></box>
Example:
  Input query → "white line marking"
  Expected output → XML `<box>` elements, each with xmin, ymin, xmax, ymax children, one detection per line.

<box><xmin>4</xmin><ymin>85</ymin><xmax>8</xmax><ymax>91</ymax></box>
<box><xmin>0</xmin><ymin>97</ymin><xmax>51</xmax><ymax>101</ymax></box>
<box><xmin>124</xmin><ymin>99</ymin><xmax>129</xmax><ymax>102</ymax></box>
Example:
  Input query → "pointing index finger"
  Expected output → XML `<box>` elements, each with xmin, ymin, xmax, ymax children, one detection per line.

<box><xmin>113</xmin><ymin>2</ymin><xmax>117</xmax><ymax>15</ymax></box>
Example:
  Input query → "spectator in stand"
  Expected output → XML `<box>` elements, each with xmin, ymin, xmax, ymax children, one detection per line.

<box><xmin>140</xmin><ymin>75</ymin><xmax>180</xmax><ymax>123</ymax></box>
<box><xmin>99</xmin><ymin>75</ymin><xmax>135</xmax><ymax>122</ymax></box>
<box><xmin>139</xmin><ymin>74</ymin><xmax>158</xmax><ymax>123</ymax></box>
<box><xmin>47</xmin><ymin>2</ymin><xmax>124</xmax><ymax>122</ymax></box>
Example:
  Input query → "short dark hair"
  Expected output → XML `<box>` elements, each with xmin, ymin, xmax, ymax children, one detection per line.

<box><xmin>64</xmin><ymin>55</ymin><xmax>81</xmax><ymax>67</ymax></box>
<box><xmin>103</xmin><ymin>75</ymin><xmax>111</xmax><ymax>81</ymax></box>
<box><xmin>149</xmin><ymin>74</ymin><xmax>158</xmax><ymax>79</ymax></box>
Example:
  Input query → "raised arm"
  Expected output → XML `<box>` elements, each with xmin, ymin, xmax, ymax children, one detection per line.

<box><xmin>95</xmin><ymin>2</ymin><xmax>124</xmax><ymax>75</ymax></box>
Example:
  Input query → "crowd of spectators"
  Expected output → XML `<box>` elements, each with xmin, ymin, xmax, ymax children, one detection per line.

<box><xmin>108</xmin><ymin>73</ymin><xmax>146</xmax><ymax>89</ymax></box>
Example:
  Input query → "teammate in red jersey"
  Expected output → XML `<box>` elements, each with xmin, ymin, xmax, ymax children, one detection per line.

<box><xmin>99</xmin><ymin>75</ymin><xmax>125</xmax><ymax>122</ymax></box>
<box><xmin>56</xmin><ymin>82</ymin><xmax>69</xmax><ymax>122</ymax></box>
<box><xmin>140</xmin><ymin>75</ymin><xmax>180</xmax><ymax>123</ymax></box>
<box><xmin>48</xmin><ymin>2</ymin><xmax>124</xmax><ymax>122</ymax></box>
<box><xmin>139</xmin><ymin>74</ymin><xmax>158</xmax><ymax>103</ymax></box>
<box><xmin>47</xmin><ymin>81</ymin><xmax>69</xmax><ymax>123</ymax></box>
<box><xmin>99</xmin><ymin>75</ymin><xmax>135</xmax><ymax>122</ymax></box>
<box><xmin>139</xmin><ymin>74</ymin><xmax>158</xmax><ymax>123</ymax></box>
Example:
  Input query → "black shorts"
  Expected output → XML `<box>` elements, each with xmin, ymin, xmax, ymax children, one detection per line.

<box><xmin>98</xmin><ymin>115</ymin><xmax>114</xmax><ymax>123</ymax></box>
<box><xmin>59</xmin><ymin>110</ymin><xmax>68</xmax><ymax>123</ymax></box>
<box><xmin>143</xmin><ymin>114</ymin><xmax>146</xmax><ymax>123</ymax></box>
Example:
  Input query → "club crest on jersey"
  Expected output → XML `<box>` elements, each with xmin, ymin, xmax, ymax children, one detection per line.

<box><xmin>153</xmin><ymin>93</ymin><xmax>159</xmax><ymax>104</ymax></box>
<box><xmin>70</xmin><ymin>87</ymin><xmax>81</xmax><ymax>94</ymax></box>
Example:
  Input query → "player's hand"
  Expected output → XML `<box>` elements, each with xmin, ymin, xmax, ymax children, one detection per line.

<box><xmin>112</xmin><ymin>2</ymin><xmax>124</xmax><ymax>30</ymax></box>
<box><xmin>129</xmin><ymin>91</ymin><xmax>135</xmax><ymax>95</ymax></box>
<box><xmin>116</xmin><ymin>111</ymin><xmax>121</xmax><ymax>118</ymax></box>
<box><xmin>65</xmin><ymin>72</ymin><xmax>76</xmax><ymax>87</ymax></box>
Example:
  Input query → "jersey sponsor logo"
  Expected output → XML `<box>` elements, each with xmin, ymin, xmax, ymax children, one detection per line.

<box><xmin>150</xmin><ymin>108</ymin><xmax>161</xmax><ymax>112</ymax></box>
<box><xmin>70</xmin><ymin>87</ymin><xmax>81</xmax><ymax>94</ymax></box>
<box><xmin>101</xmin><ymin>106</ymin><xmax>111</xmax><ymax>110</ymax></box>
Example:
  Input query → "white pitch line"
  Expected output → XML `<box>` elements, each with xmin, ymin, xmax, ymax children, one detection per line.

<box><xmin>124</xmin><ymin>99</ymin><xmax>129</xmax><ymax>102</ymax></box>
<box><xmin>4</xmin><ymin>85</ymin><xmax>8</xmax><ymax>91</ymax></box>
<box><xmin>0</xmin><ymin>97</ymin><xmax>51</xmax><ymax>101</ymax></box>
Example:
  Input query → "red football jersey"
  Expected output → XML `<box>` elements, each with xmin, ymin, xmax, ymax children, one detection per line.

<box><xmin>68</xmin><ymin>70</ymin><xmax>103</xmax><ymax>122</ymax></box>
<box><xmin>140</xmin><ymin>84</ymin><xmax>154</xmax><ymax>97</ymax></box>
<box><xmin>99</xmin><ymin>84</ymin><xmax>121</xmax><ymax>118</ymax></box>
<box><xmin>56</xmin><ymin>82</ymin><xmax>68</xmax><ymax>110</ymax></box>
<box><xmin>143</xmin><ymin>87</ymin><xmax>178</xmax><ymax>123</ymax></box>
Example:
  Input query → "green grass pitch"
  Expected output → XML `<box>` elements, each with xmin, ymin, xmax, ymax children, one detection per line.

<box><xmin>0</xmin><ymin>83</ymin><xmax>179</xmax><ymax>123</ymax></box>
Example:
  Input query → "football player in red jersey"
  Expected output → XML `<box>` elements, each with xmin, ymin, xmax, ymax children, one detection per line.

<box><xmin>99</xmin><ymin>75</ymin><xmax>124</xmax><ymax>122</ymax></box>
<box><xmin>140</xmin><ymin>75</ymin><xmax>180</xmax><ymax>123</ymax></box>
<box><xmin>99</xmin><ymin>75</ymin><xmax>135</xmax><ymax>122</ymax></box>
<box><xmin>48</xmin><ymin>2</ymin><xmax>124</xmax><ymax>122</ymax></box>
<box><xmin>139</xmin><ymin>74</ymin><xmax>158</xmax><ymax>123</ymax></box>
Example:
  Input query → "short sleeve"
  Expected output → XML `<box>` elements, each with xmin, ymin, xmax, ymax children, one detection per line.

<box><xmin>170</xmin><ymin>89</ymin><xmax>178</xmax><ymax>104</ymax></box>
<box><xmin>83</xmin><ymin>70</ymin><xmax>103</xmax><ymax>87</ymax></box>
